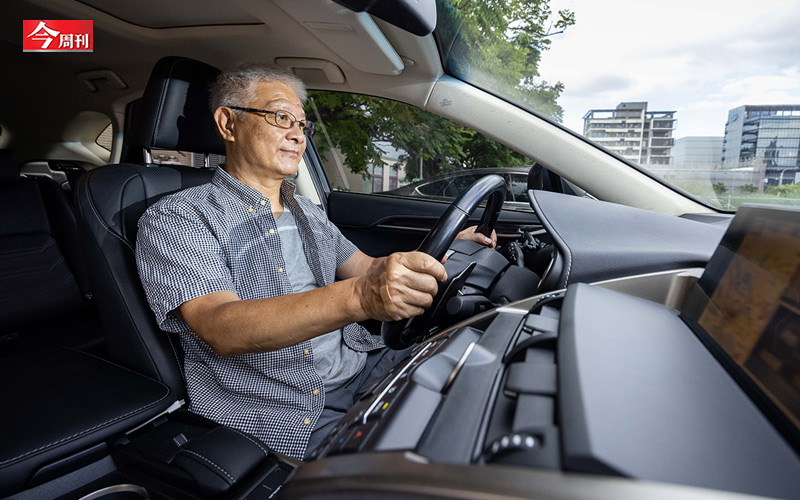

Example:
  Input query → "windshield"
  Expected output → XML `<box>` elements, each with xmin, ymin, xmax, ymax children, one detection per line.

<box><xmin>436</xmin><ymin>0</ymin><xmax>800</xmax><ymax>211</ymax></box>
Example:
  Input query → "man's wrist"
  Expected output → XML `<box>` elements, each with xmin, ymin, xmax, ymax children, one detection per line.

<box><xmin>349</xmin><ymin>276</ymin><xmax>372</xmax><ymax>323</ymax></box>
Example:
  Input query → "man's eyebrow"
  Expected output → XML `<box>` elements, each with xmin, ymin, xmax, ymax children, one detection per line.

<box><xmin>269</xmin><ymin>106</ymin><xmax>307</xmax><ymax>119</ymax></box>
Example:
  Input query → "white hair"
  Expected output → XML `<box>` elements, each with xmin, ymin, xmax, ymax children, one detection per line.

<box><xmin>210</xmin><ymin>63</ymin><xmax>307</xmax><ymax>117</ymax></box>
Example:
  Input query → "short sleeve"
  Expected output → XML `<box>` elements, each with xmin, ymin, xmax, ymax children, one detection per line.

<box><xmin>328</xmin><ymin>215</ymin><xmax>358</xmax><ymax>268</ymax></box>
<box><xmin>136</xmin><ymin>200</ymin><xmax>237</xmax><ymax>332</ymax></box>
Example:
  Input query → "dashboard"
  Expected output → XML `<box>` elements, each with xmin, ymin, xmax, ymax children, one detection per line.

<box><xmin>286</xmin><ymin>193</ymin><xmax>800</xmax><ymax>500</ymax></box>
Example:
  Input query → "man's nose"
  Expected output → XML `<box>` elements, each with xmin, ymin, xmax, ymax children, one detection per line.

<box><xmin>287</xmin><ymin>124</ymin><xmax>305</xmax><ymax>143</ymax></box>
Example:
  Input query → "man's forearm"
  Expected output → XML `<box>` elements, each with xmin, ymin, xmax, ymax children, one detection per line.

<box><xmin>180</xmin><ymin>278</ymin><xmax>369</xmax><ymax>357</ymax></box>
<box><xmin>180</xmin><ymin>252</ymin><xmax>444</xmax><ymax>357</ymax></box>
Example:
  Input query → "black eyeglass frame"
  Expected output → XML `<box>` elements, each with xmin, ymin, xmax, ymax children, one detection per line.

<box><xmin>228</xmin><ymin>106</ymin><xmax>314</xmax><ymax>135</ymax></box>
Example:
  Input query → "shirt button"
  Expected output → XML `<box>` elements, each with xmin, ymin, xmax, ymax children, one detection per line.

<box><xmin>247</xmin><ymin>207</ymin><xmax>253</xmax><ymax>213</ymax></box>
<box><xmin>303</xmin><ymin>418</ymin><xmax>311</xmax><ymax>425</ymax></box>
<box><xmin>268</xmin><ymin>228</ymin><xmax>275</xmax><ymax>234</ymax></box>
<box><xmin>312</xmin><ymin>389</ymin><xmax>320</xmax><ymax>396</ymax></box>
<box><xmin>260</xmin><ymin>200</ymin><xmax>266</xmax><ymax>206</ymax></box>
<box><xmin>278</xmin><ymin>267</ymin><xmax>284</xmax><ymax>273</ymax></box>
<box><xmin>303</xmin><ymin>349</ymin><xmax>309</xmax><ymax>355</ymax></box>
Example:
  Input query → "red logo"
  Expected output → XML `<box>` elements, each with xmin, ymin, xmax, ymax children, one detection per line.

<box><xmin>23</xmin><ymin>20</ymin><xmax>93</xmax><ymax>52</ymax></box>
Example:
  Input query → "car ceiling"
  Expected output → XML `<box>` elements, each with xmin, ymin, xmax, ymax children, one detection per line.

<box><xmin>0</xmin><ymin>0</ymin><xmax>443</xmax><ymax>162</ymax></box>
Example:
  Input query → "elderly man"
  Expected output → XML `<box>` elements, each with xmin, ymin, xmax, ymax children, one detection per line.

<box><xmin>136</xmin><ymin>63</ymin><xmax>496</xmax><ymax>459</ymax></box>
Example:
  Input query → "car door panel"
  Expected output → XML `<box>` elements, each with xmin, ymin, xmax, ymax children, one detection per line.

<box><xmin>327</xmin><ymin>191</ymin><xmax>540</xmax><ymax>257</ymax></box>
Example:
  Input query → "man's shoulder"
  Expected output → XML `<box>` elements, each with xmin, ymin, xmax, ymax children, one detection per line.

<box><xmin>144</xmin><ymin>182</ymin><xmax>227</xmax><ymax>219</ymax></box>
<box><xmin>139</xmin><ymin>182</ymin><xmax>230</xmax><ymax>229</ymax></box>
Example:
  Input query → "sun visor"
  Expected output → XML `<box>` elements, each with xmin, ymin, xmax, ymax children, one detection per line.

<box><xmin>274</xmin><ymin>0</ymin><xmax>404</xmax><ymax>76</ymax></box>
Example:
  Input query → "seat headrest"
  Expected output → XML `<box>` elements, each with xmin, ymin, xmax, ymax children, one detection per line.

<box><xmin>0</xmin><ymin>150</ymin><xmax>20</xmax><ymax>185</ymax></box>
<box><xmin>126</xmin><ymin>57</ymin><xmax>225</xmax><ymax>156</ymax></box>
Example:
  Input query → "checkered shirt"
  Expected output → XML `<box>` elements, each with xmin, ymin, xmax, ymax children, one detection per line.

<box><xmin>135</xmin><ymin>167</ymin><xmax>384</xmax><ymax>458</ymax></box>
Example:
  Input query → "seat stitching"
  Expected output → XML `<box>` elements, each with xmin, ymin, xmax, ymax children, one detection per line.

<box><xmin>84</xmin><ymin>180</ymin><xmax>135</xmax><ymax>253</ymax></box>
<box><xmin>177</xmin><ymin>449</ymin><xmax>236</xmax><ymax>484</ymax></box>
<box><xmin>74</xmin><ymin>348</ymin><xmax>171</xmax><ymax>386</ymax></box>
<box><xmin>226</xmin><ymin>428</ymin><xmax>269</xmax><ymax>457</ymax></box>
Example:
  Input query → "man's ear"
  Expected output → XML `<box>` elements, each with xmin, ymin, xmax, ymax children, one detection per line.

<box><xmin>213</xmin><ymin>107</ymin><xmax>236</xmax><ymax>143</ymax></box>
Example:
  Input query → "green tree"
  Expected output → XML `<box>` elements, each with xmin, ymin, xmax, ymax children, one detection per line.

<box><xmin>309</xmin><ymin>0</ymin><xmax>574</xmax><ymax>181</ymax></box>
<box><xmin>712</xmin><ymin>182</ymin><xmax>727</xmax><ymax>194</ymax></box>
<box><xmin>737</xmin><ymin>184</ymin><xmax>758</xmax><ymax>194</ymax></box>
<box><xmin>439</xmin><ymin>0</ymin><xmax>574</xmax><ymax>122</ymax></box>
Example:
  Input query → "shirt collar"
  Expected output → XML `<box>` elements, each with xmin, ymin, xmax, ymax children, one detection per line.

<box><xmin>212</xmin><ymin>166</ymin><xmax>297</xmax><ymax>209</ymax></box>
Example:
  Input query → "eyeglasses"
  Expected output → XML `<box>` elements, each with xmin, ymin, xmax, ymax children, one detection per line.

<box><xmin>228</xmin><ymin>106</ymin><xmax>314</xmax><ymax>135</ymax></box>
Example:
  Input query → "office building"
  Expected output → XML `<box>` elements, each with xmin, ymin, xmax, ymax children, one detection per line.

<box><xmin>583</xmin><ymin>102</ymin><xmax>676</xmax><ymax>165</ymax></box>
<box><xmin>722</xmin><ymin>105</ymin><xmax>800</xmax><ymax>186</ymax></box>
<box><xmin>672</xmin><ymin>136</ymin><xmax>723</xmax><ymax>167</ymax></box>
<box><xmin>662</xmin><ymin>136</ymin><xmax>761</xmax><ymax>191</ymax></box>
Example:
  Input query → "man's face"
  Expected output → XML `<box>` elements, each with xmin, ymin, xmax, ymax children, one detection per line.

<box><xmin>233</xmin><ymin>80</ymin><xmax>307</xmax><ymax>180</ymax></box>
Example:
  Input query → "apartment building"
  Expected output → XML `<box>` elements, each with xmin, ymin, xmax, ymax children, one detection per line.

<box><xmin>583</xmin><ymin>102</ymin><xmax>676</xmax><ymax>165</ymax></box>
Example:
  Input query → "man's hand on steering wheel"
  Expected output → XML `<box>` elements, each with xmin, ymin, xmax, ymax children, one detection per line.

<box><xmin>354</xmin><ymin>229</ymin><xmax>496</xmax><ymax>323</ymax></box>
<box><xmin>356</xmin><ymin>252</ymin><xmax>446</xmax><ymax>322</ymax></box>
<box><xmin>456</xmin><ymin>225</ymin><xmax>498</xmax><ymax>249</ymax></box>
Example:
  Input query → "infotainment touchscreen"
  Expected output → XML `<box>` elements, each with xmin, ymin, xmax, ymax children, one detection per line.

<box><xmin>683</xmin><ymin>205</ymin><xmax>800</xmax><ymax>436</ymax></box>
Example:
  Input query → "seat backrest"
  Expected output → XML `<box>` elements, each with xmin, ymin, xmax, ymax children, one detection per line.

<box><xmin>75</xmin><ymin>57</ymin><xmax>224</xmax><ymax>397</ymax></box>
<box><xmin>0</xmin><ymin>149</ymin><xmax>90</xmax><ymax>338</ymax></box>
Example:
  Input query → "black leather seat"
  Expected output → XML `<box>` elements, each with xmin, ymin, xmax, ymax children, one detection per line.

<box><xmin>0</xmin><ymin>57</ymin><xmax>228</xmax><ymax>497</ymax></box>
<box><xmin>0</xmin><ymin>149</ymin><xmax>100</xmax><ymax>356</ymax></box>
<box><xmin>75</xmin><ymin>56</ymin><xmax>225</xmax><ymax>398</ymax></box>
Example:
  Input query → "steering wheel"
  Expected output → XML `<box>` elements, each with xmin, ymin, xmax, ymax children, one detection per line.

<box><xmin>381</xmin><ymin>174</ymin><xmax>507</xmax><ymax>350</ymax></box>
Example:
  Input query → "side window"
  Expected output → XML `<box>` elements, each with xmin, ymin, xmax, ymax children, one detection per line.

<box><xmin>95</xmin><ymin>123</ymin><xmax>113</xmax><ymax>152</ymax></box>
<box><xmin>509</xmin><ymin>173</ymin><xmax>530</xmax><ymax>203</ymax></box>
<box><xmin>309</xmin><ymin>91</ymin><xmax>533</xmax><ymax>206</ymax></box>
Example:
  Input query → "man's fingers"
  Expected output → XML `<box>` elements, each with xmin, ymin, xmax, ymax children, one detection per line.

<box><xmin>360</xmin><ymin>251</ymin><xmax>447</xmax><ymax>322</ymax></box>
<box><xmin>394</xmin><ymin>251</ymin><xmax>447</xmax><ymax>282</ymax></box>
<box><xmin>489</xmin><ymin>229</ymin><xmax>497</xmax><ymax>248</ymax></box>
<box><xmin>456</xmin><ymin>225</ymin><xmax>496</xmax><ymax>248</ymax></box>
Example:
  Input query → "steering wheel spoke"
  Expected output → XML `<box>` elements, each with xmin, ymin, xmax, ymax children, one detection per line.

<box><xmin>382</xmin><ymin>175</ymin><xmax>507</xmax><ymax>350</ymax></box>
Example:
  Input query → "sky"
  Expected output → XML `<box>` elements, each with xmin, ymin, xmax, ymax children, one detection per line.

<box><xmin>536</xmin><ymin>0</ymin><xmax>800</xmax><ymax>139</ymax></box>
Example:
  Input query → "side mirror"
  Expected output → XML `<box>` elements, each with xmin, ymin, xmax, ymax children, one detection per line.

<box><xmin>527</xmin><ymin>164</ymin><xmax>562</xmax><ymax>193</ymax></box>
